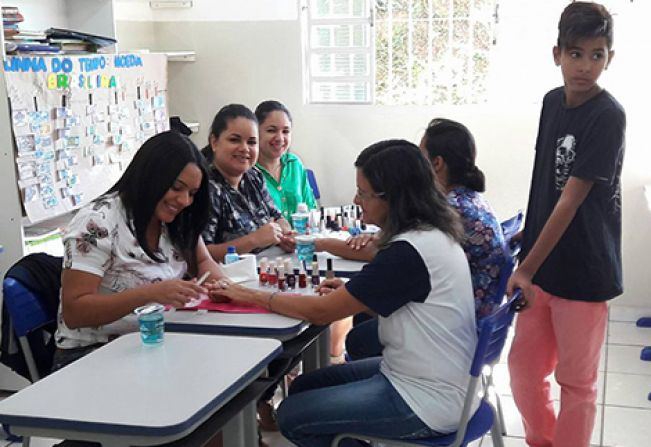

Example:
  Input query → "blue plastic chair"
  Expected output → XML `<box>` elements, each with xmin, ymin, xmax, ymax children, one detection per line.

<box><xmin>306</xmin><ymin>168</ymin><xmax>321</xmax><ymax>201</ymax></box>
<box><xmin>331</xmin><ymin>290</ymin><xmax>523</xmax><ymax>447</ymax></box>
<box><xmin>2</xmin><ymin>277</ymin><xmax>57</xmax><ymax>382</ymax></box>
<box><xmin>500</xmin><ymin>211</ymin><xmax>523</xmax><ymax>241</ymax></box>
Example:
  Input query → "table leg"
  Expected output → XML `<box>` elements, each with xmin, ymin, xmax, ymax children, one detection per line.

<box><xmin>222</xmin><ymin>400</ymin><xmax>257</xmax><ymax>447</ymax></box>
<box><xmin>302</xmin><ymin>339</ymin><xmax>319</xmax><ymax>373</ymax></box>
<box><xmin>318</xmin><ymin>327</ymin><xmax>331</xmax><ymax>368</ymax></box>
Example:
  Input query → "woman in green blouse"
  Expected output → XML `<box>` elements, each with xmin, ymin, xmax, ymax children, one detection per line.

<box><xmin>254</xmin><ymin>100</ymin><xmax>316</xmax><ymax>221</ymax></box>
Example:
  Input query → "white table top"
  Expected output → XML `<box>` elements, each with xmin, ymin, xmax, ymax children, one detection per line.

<box><xmin>164</xmin><ymin>280</ymin><xmax>315</xmax><ymax>340</ymax></box>
<box><xmin>0</xmin><ymin>333</ymin><xmax>281</xmax><ymax>444</ymax></box>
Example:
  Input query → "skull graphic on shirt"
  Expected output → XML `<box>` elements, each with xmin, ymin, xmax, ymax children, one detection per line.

<box><xmin>555</xmin><ymin>134</ymin><xmax>576</xmax><ymax>190</ymax></box>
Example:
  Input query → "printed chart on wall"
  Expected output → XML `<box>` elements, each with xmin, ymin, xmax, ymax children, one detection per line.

<box><xmin>4</xmin><ymin>53</ymin><xmax>168</xmax><ymax>223</ymax></box>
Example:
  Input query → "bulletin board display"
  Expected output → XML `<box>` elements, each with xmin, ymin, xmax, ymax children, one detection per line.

<box><xmin>4</xmin><ymin>53</ymin><xmax>169</xmax><ymax>224</ymax></box>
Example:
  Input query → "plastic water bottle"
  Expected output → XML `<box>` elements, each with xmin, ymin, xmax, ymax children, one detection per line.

<box><xmin>224</xmin><ymin>246</ymin><xmax>240</xmax><ymax>264</ymax></box>
<box><xmin>292</xmin><ymin>202</ymin><xmax>310</xmax><ymax>234</ymax></box>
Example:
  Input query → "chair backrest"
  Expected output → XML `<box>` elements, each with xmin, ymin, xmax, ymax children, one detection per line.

<box><xmin>2</xmin><ymin>278</ymin><xmax>54</xmax><ymax>338</ymax></box>
<box><xmin>449</xmin><ymin>290</ymin><xmax>521</xmax><ymax>446</ymax></box>
<box><xmin>471</xmin><ymin>290</ymin><xmax>521</xmax><ymax>377</ymax></box>
<box><xmin>485</xmin><ymin>244</ymin><xmax>517</xmax><ymax>308</ymax></box>
<box><xmin>306</xmin><ymin>168</ymin><xmax>321</xmax><ymax>200</ymax></box>
<box><xmin>500</xmin><ymin>210</ymin><xmax>524</xmax><ymax>242</ymax></box>
<box><xmin>1</xmin><ymin>253</ymin><xmax>62</xmax><ymax>381</ymax></box>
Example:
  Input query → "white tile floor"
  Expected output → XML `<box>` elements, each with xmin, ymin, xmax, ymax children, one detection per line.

<box><xmin>2</xmin><ymin>305</ymin><xmax>650</xmax><ymax>447</ymax></box>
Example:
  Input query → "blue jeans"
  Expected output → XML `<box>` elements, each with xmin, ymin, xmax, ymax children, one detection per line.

<box><xmin>345</xmin><ymin>318</ymin><xmax>382</xmax><ymax>361</ymax></box>
<box><xmin>277</xmin><ymin>357</ymin><xmax>440</xmax><ymax>447</ymax></box>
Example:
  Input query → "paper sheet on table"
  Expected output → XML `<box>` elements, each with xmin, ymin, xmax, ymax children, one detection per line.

<box><xmin>192</xmin><ymin>298</ymin><xmax>271</xmax><ymax>314</ymax></box>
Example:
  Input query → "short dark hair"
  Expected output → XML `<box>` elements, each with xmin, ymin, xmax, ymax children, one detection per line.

<box><xmin>107</xmin><ymin>131</ymin><xmax>210</xmax><ymax>275</ymax></box>
<box><xmin>254</xmin><ymin>100</ymin><xmax>293</xmax><ymax>126</ymax></box>
<box><xmin>557</xmin><ymin>1</ymin><xmax>614</xmax><ymax>50</ymax></box>
<box><xmin>422</xmin><ymin>118</ymin><xmax>486</xmax><ymax>193</ymax></box>
<box><xmin>201</xmin><ymin>104</ymin><xmax>257</xmax><ymax>162</ymax></box>
<box><xmin>354</xmin><ymin>139</ymin><xmax>462</xmax><ymax>247</ymax></box>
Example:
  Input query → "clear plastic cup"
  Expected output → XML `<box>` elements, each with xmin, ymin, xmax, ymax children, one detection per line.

<box><xmin>134</xmin><ymin>303</ymin><xmax>165</xmax><ymax>345</ymax></box>
<box><xmin>295</xmin><ymin>234</ymin><xmax>316</xmax><ymax>262</ymax></box>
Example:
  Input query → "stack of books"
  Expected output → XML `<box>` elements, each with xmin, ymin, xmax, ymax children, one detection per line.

<box><xmin>2</xmin><ymin>6</ymin><xmax>117</xmax><ymax>55</ymax></box>
<box><xmin>3</xmin><ymin>5</ymin><xmax>57</xmax><ymax>54</ymax></box>
<box><xmin>2</xmin><ymin>5</ymin><xmax>23</xmax><ymax>38</ymax></box>
<box><xmin>46</xmin><ymin>28</ymin><xmax>117</xmax><ymax>54</ymax></box>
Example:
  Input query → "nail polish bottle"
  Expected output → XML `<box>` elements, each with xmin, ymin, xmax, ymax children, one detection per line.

<box><xmin>259</xmin><ymin>257</ymin><xmax>268</xmax><ymax>286</ymax></box>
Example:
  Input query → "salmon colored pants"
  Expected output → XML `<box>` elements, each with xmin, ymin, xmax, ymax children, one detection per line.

<box><xmin>508</xmin><ymin>285</ymin><xmax>607</xmax><ymax>447</ymax></box>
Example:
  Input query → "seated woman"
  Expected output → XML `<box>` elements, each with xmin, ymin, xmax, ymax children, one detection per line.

<box><xmin>54</xmin><ymin>131</ymin><xmax>225</xmax><ymax>370</ymax></box>
<box><xmin>254</xmin><ymin>100</ymin><xmax>316</xmax><ymax>221</ymax></box>
<box><xmin>201</xmin><ymin>104</ymin><xmax>293</xmax><ymax>262</ymax></box>
<box><xmin>345</xmin><ymin>118</ymin><xmax>507</xmax><ymax>360</ymax></box>
<box><xmin>212</xmin><ymin>140</ymin><xmax>478</xmax><ymax>446</ymax></box>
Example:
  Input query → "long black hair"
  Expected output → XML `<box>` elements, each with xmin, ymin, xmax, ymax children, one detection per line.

<box><xmin>201</xmin><ymin>104</ymin><xmax>258</xmax><ymax>163</ymax></box>
<box><xmin>422</xmin><ymin>118</ymin><xmax>486</xmax><ymax>192</ymax></box>
<box><xmin>355</xmin><ymin>139</ymin><xmax>462</xmax><ymax>247</ymax></box>
<box><xmin>107</xmin><ymin>131</ymin><xmax>210</xmax><ymax>275</ymax></box>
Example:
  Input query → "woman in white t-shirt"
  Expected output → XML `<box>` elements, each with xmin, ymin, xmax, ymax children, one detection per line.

<box><xmin>53</xmin><ymin>131</ymin><xmax>226</xmax><ymax>369</ymax></box>
<box><xmin>213</xmin><ymin>140</ymin><xmax>478</xmax><ymax>446</ymax></box>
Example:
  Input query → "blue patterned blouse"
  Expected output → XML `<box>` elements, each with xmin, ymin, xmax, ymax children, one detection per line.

<box><xmin>447</xmin><ymin>186</ymin><xmax>507</xmax><ymax>319</ymax></box>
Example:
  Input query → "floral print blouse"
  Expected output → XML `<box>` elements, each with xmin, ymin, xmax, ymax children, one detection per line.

<box><xmin>56</xmin><ymin>193</ymin><xmax>187</xmax><ymax>349</ymax></box>
<box><xmin>447</xmin><ymin>186</ymin><xmax>507</xmax><ymax>319</ymax></box>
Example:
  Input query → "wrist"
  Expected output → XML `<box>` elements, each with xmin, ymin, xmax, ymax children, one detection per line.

<box><xmin>267</xmin><ymin>291</ymin><xmax>279</xmax><ymax>311</ymax></box>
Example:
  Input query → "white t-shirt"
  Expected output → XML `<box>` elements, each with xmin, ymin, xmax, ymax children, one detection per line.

<box><xmin>345</xmin><ymin>228</ymin><xmax>479</xmax><ymax>433</ymax></box>
<box><xmin>56</xmin><ymin>193</ymin><xmax>187</xmax><ymax>349</ymax></box>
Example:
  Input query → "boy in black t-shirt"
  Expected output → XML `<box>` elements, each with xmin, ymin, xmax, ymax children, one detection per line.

<box><xmin>507</xmin><ymin>3</ymin><xmax>625</xmax><ymax>447</ymax></box>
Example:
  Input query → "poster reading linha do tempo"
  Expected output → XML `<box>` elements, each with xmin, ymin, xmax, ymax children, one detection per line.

<box><xmin>4</xmin><ymin>53</ymin><xmax>168</xmax><ymax>223</ymax></box>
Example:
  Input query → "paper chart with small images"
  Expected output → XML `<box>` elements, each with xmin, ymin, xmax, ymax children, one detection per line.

<box><xmin>4</xmin><ymin>53</ymin><xmax>168</xmax><ymax>223</ymax></box>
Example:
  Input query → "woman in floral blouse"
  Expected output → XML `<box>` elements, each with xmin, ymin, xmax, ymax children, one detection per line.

<box><xmin>54</xmin><ymin>131</ymin><xmax>225</xmax><ymax>369</ymax></box>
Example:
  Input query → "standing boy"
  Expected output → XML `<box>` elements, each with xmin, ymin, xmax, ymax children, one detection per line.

<box><xmin>507</xmin><ymin>2</ymin><xmax>625</xmax><ymax>447</ymax></box>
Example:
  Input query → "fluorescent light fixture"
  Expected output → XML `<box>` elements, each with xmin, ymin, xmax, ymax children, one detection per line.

<box><xmin>149</xmin><ymin>1</ymin><xmax>193</xmax><ymax>9</ymax></box>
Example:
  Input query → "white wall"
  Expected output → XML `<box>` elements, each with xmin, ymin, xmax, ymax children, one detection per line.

<box><xmin>115</xmin><ymin>0</ymin><xmax>651</xmax><ymax>308</ymax></box>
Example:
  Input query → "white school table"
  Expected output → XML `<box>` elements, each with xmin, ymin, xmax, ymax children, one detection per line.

<box><xmin>164</xmin><ymin>280</ymin><xmax>329</xmax><ymax>372</ymax></box>
<box><xmin>0</xmin><ymin>333</ymin><xmax>282</xmax><ymax>447</ymax></box>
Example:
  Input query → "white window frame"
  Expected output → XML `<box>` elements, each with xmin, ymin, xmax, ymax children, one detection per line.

<box><xmin>302</xmin><ymin>0</ymin><xmax>497</xmax><ymax>105</ymax></box>
<box><xmin>301</xmin><ymin>0</ymin><xmax>375</xmax><ymax>104</ymax></box>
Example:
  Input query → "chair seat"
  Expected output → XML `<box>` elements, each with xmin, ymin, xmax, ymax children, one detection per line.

<box><xmin>338</xmin><ymin>400</ymin><xmax>494</xmax><ymax>446</ymax></box>
<box><xmin>417</xmin><ymin>400</ymin><xmax>494</xmax><ymax>446</ymax></box>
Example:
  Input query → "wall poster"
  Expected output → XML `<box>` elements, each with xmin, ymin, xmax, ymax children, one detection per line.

<box><xmin>4</xmin><ymin>53</ymin><xmax>168</xmax><ymax>223</ymax></box>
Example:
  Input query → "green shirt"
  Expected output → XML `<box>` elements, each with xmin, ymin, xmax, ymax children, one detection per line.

<box><xmin>256</xmin><ymin>152</ymin><xmax>317</xmax><ymax>220</ymax></box>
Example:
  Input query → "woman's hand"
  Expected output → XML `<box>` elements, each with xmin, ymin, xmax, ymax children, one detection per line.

<box><xmin>205</xmin><ymin>279</ymin><xmax>232</xmax><ymax>303</ymax></box>
<box><xmin>279</xmin><ymin>233</ymin><xmax>296</xmax><ymax>252</ymax></box>
<box><xmin>346</xmin><ymin>233</ymin><xmax>376</xmax><ymax>250</ymax></box>
<box><xmin>210</xmin><ymin>281</ymin><xmax>266</xmax><ymax>306</ymax></box>
<box><xmin>252</xmin><ymin>222</ymin><xmax>283</xmax><ymax>248</ymax></box>
<box><xmin>316</xmin><ymin>278</ymin><xmax>345</xmax><ymax>295</ymax></box>
<box><xmin>144</xmin><ymin>279</ymin><xmax>206</xmax><ymax>308</ymax></box>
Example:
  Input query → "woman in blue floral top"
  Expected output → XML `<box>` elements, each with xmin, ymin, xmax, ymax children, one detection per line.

<box><xmin>420</xmin><ymin>118</ymin><xmax>507</xmax><ymax>318</ymax></box>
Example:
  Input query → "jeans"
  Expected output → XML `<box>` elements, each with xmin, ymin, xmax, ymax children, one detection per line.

<box><xmin>277</xmin><ymin>357</ymin><xmax>440</xmax><ymax>447</ymax></box>
<box><xmin>345</xmin><ymin>318</ymin><xmax>382</xmax><ymax>361</ymax></box>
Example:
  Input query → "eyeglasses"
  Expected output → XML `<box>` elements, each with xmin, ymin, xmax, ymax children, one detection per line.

<box><xmin>355</xmin><ymin>189</ymin><xmax>385</xmax><ymax>202</ymax></box>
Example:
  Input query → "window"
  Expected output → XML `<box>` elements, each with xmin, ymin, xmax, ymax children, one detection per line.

<box><xmin>303</xmin><ymin>0</ymin><xmax>497</xmax><ymax>105</ymax></box>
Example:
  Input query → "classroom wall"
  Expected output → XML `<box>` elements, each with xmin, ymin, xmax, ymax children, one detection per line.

<box><xmin>115</xmin><ymin>0</ymin><xmax>651</xmax><ymax>308</ymax></box>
